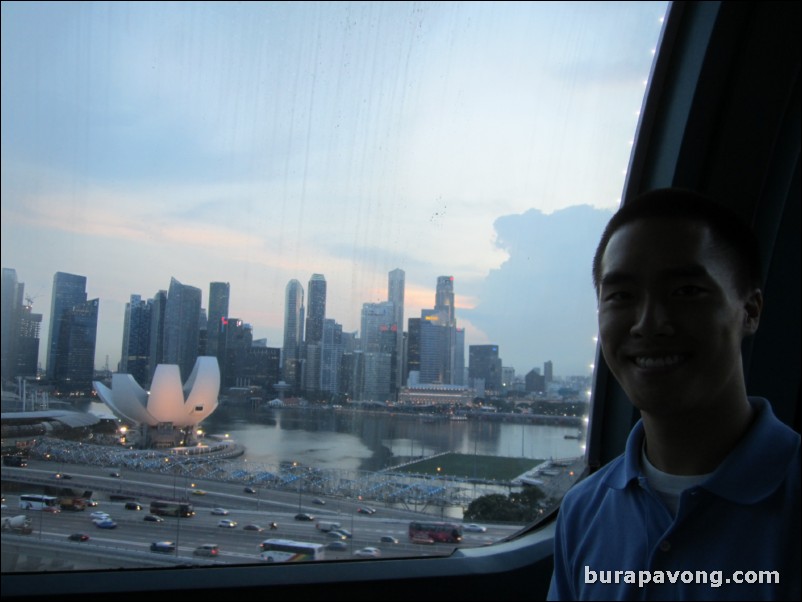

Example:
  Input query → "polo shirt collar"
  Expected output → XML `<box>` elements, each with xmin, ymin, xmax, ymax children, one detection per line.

<box><xmin>605</xmin><ymin>397</ymin><xmax>799</xmax><ymax>503</ymax></box>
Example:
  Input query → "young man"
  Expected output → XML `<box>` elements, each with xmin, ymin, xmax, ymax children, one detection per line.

<box><xmin>548</xmin><ymin>188</ymin><xmax>800</xmax><ymax>600</ymax></box>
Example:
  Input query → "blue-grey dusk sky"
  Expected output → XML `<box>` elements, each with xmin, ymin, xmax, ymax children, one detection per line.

<box><xmin>1</xmin><ymin>1</ymin><xmax>668</xmax><ymax>377</ymax></box>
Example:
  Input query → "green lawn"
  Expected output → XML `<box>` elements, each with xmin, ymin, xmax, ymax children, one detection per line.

<box><xmin>392</xmin><ymin>453</ymin><xmax>544</xmax><ymax>481</ymax></box>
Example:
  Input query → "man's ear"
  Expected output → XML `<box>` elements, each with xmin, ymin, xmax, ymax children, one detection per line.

<box><xmin>743</xmin><ymin>288</ymin><xmax>763</xmax><ymax>336</ymax></box>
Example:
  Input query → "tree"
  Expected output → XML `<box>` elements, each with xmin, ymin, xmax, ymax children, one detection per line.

<box><xmin>464</xmin><ymin>486</ymin><xmax>546</xmax><ymax>522</ymax></box>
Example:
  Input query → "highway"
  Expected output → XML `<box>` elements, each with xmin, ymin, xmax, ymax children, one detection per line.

<box><xmin>2</xmin><ymin>462</ymin><xmax>520</xmax><ymax>571</ymax></box>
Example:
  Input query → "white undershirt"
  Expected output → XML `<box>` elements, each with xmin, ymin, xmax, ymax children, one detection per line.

<box><xmin>640</xmin><ymin>444</ymin><xmax>713</xmax><ymax>515</ymax></box>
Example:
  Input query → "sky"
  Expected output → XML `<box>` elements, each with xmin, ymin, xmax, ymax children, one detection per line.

<box><xmin>1</xmin><ymin>1</ymin><xmax>668</xmax><ymax>378</ymax></box>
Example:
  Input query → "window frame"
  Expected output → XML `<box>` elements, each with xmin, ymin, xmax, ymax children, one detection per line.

<box><xmin>4</xmin><ymin>0</ymin><xmax>800</xmax><ymax>599</ymax></box>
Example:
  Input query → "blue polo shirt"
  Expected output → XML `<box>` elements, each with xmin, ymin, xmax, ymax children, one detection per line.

<box><xmin>548</xmin><ymin>398</ymin><xmax>801</xmax><ymax>601</ymax></box>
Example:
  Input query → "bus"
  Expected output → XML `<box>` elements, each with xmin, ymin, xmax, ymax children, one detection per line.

<box><xmin>149</xmin><ymin>500</ymin><xmax>195</xmax><ymax>518</ymax></box>
<box><xmin>408</xmin><ymin>521</ymin><xmax>463</xmax><ymax>544</ymax></box>
<box><xmin>259</xmin><ymin>539</ymin><xmax>325</xmax><ymax>563</ymax></box>
<box><xmin>19</xmin><ymin>495</ymin><xmax>58</xmax><ymax>511</ymax></box>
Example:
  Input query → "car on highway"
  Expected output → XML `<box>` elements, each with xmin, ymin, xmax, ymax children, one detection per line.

<box><xmin>217</xmin><ymin>519</ymin><xmax>237</xmax><ymax>528</ymax></box>
<box><xmin>109</xmin><ymin>472</ymin><xmax>121</xmax><ymax>478</ymax></box>
<box><xmin>210</xmin><ymin>508</ymin><xmax>229</xmax><ymax>516</ymax></box>
<box><xmin>379</xmin><ymin>535</ymin><xmax>399</xmax><ymax>544</ymax></box>
<box><xmin>332</xmin><ymin>528</ymin><xmax>352</xmax><ymax>539</ymax></box>
<box><xmin>243</xmin><ymin>487</ymin><xmax>256</xmax><ymax>494</ymax></box>
<box><xmin>326</xmin><ymin>541</ymin><xmax>348</xmax><ymax>551</ymax></box>
<box><xmin>150</xmin><ymin>541</ymin><xmax>175</xmax><ymax>554</ymax></box>
<box><xmin>191</xmin><ymin>489</ymin><xmax>207</xmax><ymax>496</ymax></box>
<box><xmin>67</xmin><ymin>533</ymin><xmax>90</xmax><ymax>542</ymax></box>
<box><xmin>85</xmin><ymin>499</ymin><xmax>99</xmax><ymax>507</ymax></box>
<box><xmin>356</xmin><ymin>506</ymin><xmax>376</xmax><ymax>515</ymax></box>
<box><xmin>90</xmin><ymin>511</ymin><xmax>110</xmax><ymax>521</ymax></box>
<box><xmin>43</xmin><ymin>506</ymin><xmax>61</xmax><ymax>514</ymax></box>
<box><xmin>463</xmin><ymin>523</ymin><xmax>487</xmax><ymax>533</ymax></box>
<box><xmin>143</xmin><ymin>514</ymin><xmax>164</xmax><ymax>523</ymax></box>
<box><xmin>312</xmin><ymin>498</ymin><xmax>326</xmax><ymax>505</ymax></box>
<box><xmin>193</xmin><ymin>544</ymin><xmax>219</xmax><ymax>557</ymax></box>
<box><xmin>354</xmin><ymin>547</ymin><xmax>381</xmax><ymax>558</ymax></box>
<box><xmin>124</xmin><ymin>502</ymin><xmax>142</xmax><ymax>511</ymax></box>
<box><xmin>53</xmin><ymin>473</ymin><xmax>72</xmax><ymax>480</ymax></box>
<box><xmin>326</xmin><ymin>531</ymin><xmax>347</xmax><ymax>540</ymax></box>
<box><xmin>294</xmin><ymin>513</ymin><xmax>315</xmax><ymax>521</ymax></box>
<box><xmin>242</xmin><ymin>524</ymin><xmax>264</xmax><ymax>532</ymax></box>
<box><xmin>94</xmin><ymin>519</ymin><xmax>117</xmax><ymax>529</ymax></box>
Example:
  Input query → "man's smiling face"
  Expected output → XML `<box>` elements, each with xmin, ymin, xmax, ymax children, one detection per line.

<box><xmin>597</xmin><ymin>218</ymin><xmax>761</xmax><ymax>418</ymax></box>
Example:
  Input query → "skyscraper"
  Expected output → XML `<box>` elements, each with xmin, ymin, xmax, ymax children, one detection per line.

<box><xmin>52</xmin><ymin>298</ymin><xmax>99</xmax><ymax>395</ymax></box>
<box><xmin>120</xmin><ymin>295</ymin><xmax>152</xmax><ymax>386</ymax></box>
<box><xmin>1</xmin><ymin>268</ymin><xmax>42</xmax><ymax>381</ymax></box>
<box><xmin>406</xmin><ymin>317</ymin><xmax>421</xmax><ymax>384</ymax></box>
<box><xmin>207</xmin><ymin>282</ymin><xmax>230</xmax><ymax>358</ymax></box>
<box><xmin>469</xmin><ymin>345</ymin><xmax>502</xmax><ymax>394</ymax></box>
<box><xmin>46</xmin><ymin>272</ymin><xmax>87</xmax><ymax>380</ymax></box>
<box><xmin>282</xmin><ymin>279</ymin><xmax>304</xmax><ymax>369</ymax></box>
<box><xmin>1</xmin><ymin>268</ymin><xmax>21</xmax><ymax>382</ymax></box>
<box><xmin>419</xmin><ymin>309</ymin><xmax>452</xmax><ymax>384</ymax></box>
<box><xmin>305</xmin><ymin>274</ymin><xmax>326</xmax><ymax>345</ymax></box>
<box><xmin>321</xmin><ymin>318</ymin><xmax>343</xmax><ymax>396</ymax></box>
<box><xmin>359</xmin><ymin>302</ymin><xmax>396</xmax><ymax>396</ymax></box>
<box><xmin>147</xmin><ymin>290</ymin><xmax>168</xmax><ymax>383</ymax></box>
<box><xmin>388</xmin><ymin>268</ymin><xmax>405</xmax><ymax>394</ymax></box>
<box><xmin>418</xmin><ymin>276</ymin><xmax>459</xmax><ymax>385</ymax></box>
<box><xmin>435</xmin><ymin>276</ymin><xmax>455</xmax><ymax>326</ymax></box>
<box><xmin>163</xmin><ymin>277</ymin><xmax>202</xmax><ymax>381</ymax></box>
<box><xmin>303</xmin><ymin>274</ymin><xmax>326</xmax><ymax>396</ymax></box>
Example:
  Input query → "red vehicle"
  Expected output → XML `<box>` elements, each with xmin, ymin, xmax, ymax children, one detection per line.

<box><xmin>408</xmin><ymin>521</ymin><xmax>463</xmax><ymax>544</ymax></box>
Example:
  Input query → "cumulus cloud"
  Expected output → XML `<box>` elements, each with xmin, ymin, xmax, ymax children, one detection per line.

<box><xmin>461</xmin><ymin>204</ymin><xmax>613</xmax><ymax>376</ymax></box>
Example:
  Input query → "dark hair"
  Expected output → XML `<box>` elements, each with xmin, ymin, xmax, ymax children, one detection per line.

<box><xmin>592</xmin><ymin>188</ymin><xmax>762</xmax><ymax>295</ymax></box>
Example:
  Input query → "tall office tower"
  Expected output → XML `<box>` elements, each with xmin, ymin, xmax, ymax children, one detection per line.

<box><xmin>120</xmin><ymin>295</ymin><xmax>152</xmax><ymax>386</ymax></box>
<box><xmin>1</xmin><ymin>268</ymin><xmax>21</xmax><ymax>382</ymax></box>
<box><xmin>321</xmin><ymin>318</ymin><xmax>343</xmax><ymax>396</ymax></box>
<box><xmin>198</xmin><ymin>308</ymin><xmax>208</xmax><ymax>356</ymax></box>
<box><xmin>406</xmin><ymin>317</ymin><xmax>421</xmax><ymax>383</ymax></box>
<box><xmin>52</xmin><ymin>298</ymin><xmax>99</xmax><ymax>395</ymax></box>
<box><xmin>207</xmin><ymin>282</ymin><xmax>230</xmax><ymax>357</ymax></box>
<box><xmin>358</xmin><ymin>302</ymin><xmax>396</xmax><ymax>398</ymax></box>
<box><xmin>163</xmin><ymin>277</ymin><xmax>202</xmax><ymax>381</ymax></box>
<box><xmin>360</xmin><ymin>302</ymin><xmax>395</xmax><ymax>352</ymax></box>
<box><xmin>469</xmin><ymin>345</ymin><xmax>502</xmax><ymax>394</ymax></box>
<box><xmin>16</xmin><ymin>296</ymin><xmax>42</xmax><ymax>379</ymax></box>
<box><xmin>303</xmin><ymin>274</ymin><xmax>326</xmax><ymax>396</ymax></box>
<box><xmin>435</xmin><ymin>276</ymin><xmax>455</xmax><ymax>326</ymax></box>
<box><xmin>46</xmin><ymin>272</ymin><xmax>87</xmax><ymax>380</ymax></box>
<box><xmin>419</xmin><ymin>309</ymin><xmax>452</xmax><ymax>384</ymax></box>
<box><xmin>544</xmin><ymin>360</ymin><xmax>553</xmax><ymax>383</ymax></box>
<box><xmin>388</xmin><ymin>269</ymin><xmax>405</xmax><ymax>391</ymax></box>
<box><xmin>147</xmin><ymin>290</ymin><xmax>168</xmax><ymax>383</ymax></box>
<box><xmin>1</xmin><ymin>269</ymin><xmax>43</xmax><ymax>381</ymax></box>
<box><xmin>359</xmin><ymin>351</ymin><xmax>392</xmax><ymax>402</ymax></box>
<box><xmin>454</xmin><ymin>327</ymin><xmax>465</xmax><ymax>386</ymax></box>
<box><xmin>305</xmin><ymin>274</ymin><xmax>326</xmax><ymax>345</ymax></box>
<box><xmin>218</xmin><ymin>317</ymin><xmax>252</xmax><ymax>387</ymax></box>
<box><xmin>282</xmin><ymin>279</ymin><xmax>304</xmax><ymax>370</ymax></box>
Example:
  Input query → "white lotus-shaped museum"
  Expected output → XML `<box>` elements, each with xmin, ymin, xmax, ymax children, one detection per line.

<box><xmin>93</xmin><ymin>356</ymin><xmax>220</xmax><ymax>427</ymax></box>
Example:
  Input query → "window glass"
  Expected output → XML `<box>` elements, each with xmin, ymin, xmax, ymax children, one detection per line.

<box><xmin>1</xmin><ymin>1</ymin><xmax>668</xmax><ymax>571</ymax></box>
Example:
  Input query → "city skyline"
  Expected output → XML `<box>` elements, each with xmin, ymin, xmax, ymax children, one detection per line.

<box><xmin>1</xmin><ymin>1</ymin><xmax>669</xmax><ymax>377</ymax></box>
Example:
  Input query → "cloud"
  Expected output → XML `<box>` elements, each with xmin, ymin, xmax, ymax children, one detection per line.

<box><xmin>461</xmin><ymin>204</ymin><xmax>613</xmax><ymax>376</ymax></box>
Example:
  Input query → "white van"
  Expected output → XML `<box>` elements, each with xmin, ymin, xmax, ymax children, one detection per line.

<box><xmin>316</xmin><ymin>520</ymin><xmax>341</xmax><ymax>532</ymax></box>
<box><xmin>193</xmin><ymin>544</ymin><xmax>219</xmax><ymax>557</ymax></box>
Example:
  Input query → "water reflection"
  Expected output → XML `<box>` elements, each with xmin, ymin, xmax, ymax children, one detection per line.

<box><xmin>197</xmin><ymin>405</ymin><xmax>584</xmax><ymax>472</ymax></box>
